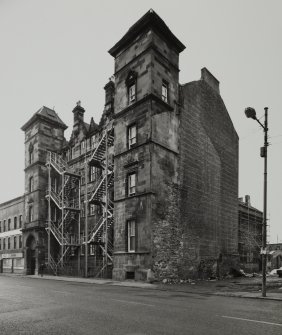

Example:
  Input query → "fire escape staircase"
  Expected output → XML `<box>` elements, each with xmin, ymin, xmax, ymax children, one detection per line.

<box><xmin>46</xmin><ymin>151</ymin><xmax>81</xmax><ymax>274</ymax></box>
<box><xmin>87</xmin><ymin>128</ymin><xmax>114</xmax><ymax>270</ymax></box>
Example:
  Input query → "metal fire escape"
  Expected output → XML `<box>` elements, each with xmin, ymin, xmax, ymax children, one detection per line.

<box><xmin>86</xmin><ymin>126</ymin><xmax>114</xmax><ymax>277</ymax></box>
<box><xmin>46</xmin><ymin>151</ymin><xmax>81</xmax><ymax>275</ymax></box>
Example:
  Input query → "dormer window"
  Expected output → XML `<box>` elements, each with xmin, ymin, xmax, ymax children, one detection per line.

<box><xmin>162</xmin><ymin>81</ymin><xmax>168</xmax><ymax>103</ymax></box>
<box><xmin>126</xmin><ymin>71</ymin><xmax>137</xmax><ymax>105</ymax></box>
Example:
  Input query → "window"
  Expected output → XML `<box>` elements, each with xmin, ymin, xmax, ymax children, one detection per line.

<box><xmin>0</xmin><ymin>221</ymin><xmax>1</xmax><ymax>233</ymax></box>
<box><xmin>71</xmin><ymin>146</ymin><xmax>75</xmax><ymax>159</ymax></box>
<box><xmin>128</xmin><ymin>173</ymin><xmax>136</xmax><ymax>196</ymax></box>
<box><xmin>29</xmin><ymin>144</ymin><xmax>34</xmax><ymax>164</ymax></box>
<box><xmin>90</xmin><ymin>244</ymin><xmax>95</xmax><ymax>256</ymax></box>
<box><xmin>128</xmin><ymin>124</ymin><xmax>137</xmax><ymax>149</ymax></box>
<box><xmin>81</xmin><ymin>140</ymin><xmax>85</xmax><ymax>154</ymax></box>
<box><xmin>51</xmin><ymin>206</ymin><xmax>57</xmax><ymax>222</ymax></box>
<box><xmin>14</xmin><ymin>217</ymin><xmax>17</xmax><ymax>229</ymax></box>
<box><xmin>29</xmin><ymin>206</ymin><xmax>34</xmax><ymax>222</ymax></box>
<box><xmin>8</xmin><ymin>218</ymin><xmax>11</xmax><ymax>231</ymax></box>
<box><xmin>91</xmin><ymin>135</ymin><xmax>96</xmax><ymax>148</ymax></box>
<box><xmin>162</xmin><ymin>81</ymin><xmax>168</xmax><ymax>103</ymax></box>
<box><xmin>8</xmin><ymin>237</ymin><xmax>10</xmax><ymax>250</ymax></box>
<box><xmin>14</xmin><ymin>236</ymin><xmax>17</xmax><ymax>249</ymax></box>
<box><xmin>81</xmin><ymin>203</ymin><xmax>85</xmax><ymax>217</ymax></box>
<box><xmin>128</xmin><ymin>84</ymin><xmax>136</xmax><ymax>103</ymax></box>
<box><xmin>90</xmin><ymin>166</ymin><xmax>96</xmax><ymax>182</ymax></box>
<box><xmin>0</xmin><ymin>239</ymin><xmax>1</xmax><ymax>250</ymax></box>
<box><xmin>19</xmin><ymin>215</ymin><xmax>22</xmax><ymax>228</ymax></box>
<box><xmin>29</xmin><ymin>176</ymin><xmax>34</xmax><ymax>193</ymax></box>
<box><xmin>127</xmin><ymin>220</ymin><xmax>136</xmax><ymax>252</ymax></box>
<box><xmin>89</xmin><ymin>204</ymin><xmax>95</xmax><ymax>216</ymax></box>
<box><xmin>126</xmin><ymin>71</ymin><xmax>137</xmax><ymax>105</ymax></box>
<box><xmin>19</xmin><ymin>236</ymin><xmax>22</xmax><ymax>248</ymax></box>
<box><xmin>3</xmin><ymin>238</ymin><xmax>6</xmax><ymax>250</ymax></box>
<box><xmin>97</xmin><ymin>205</ymin><xmax>102</xmax><ymax>215</ymax></box>
<box><xmin>81</xmin><ymin>234</ymin><xmax>85</xmax><ymax>255</ymax></box>
<box><xmin>3</xmin><ymin>220</ymin><xmax>6</xmax><ymax>232</ymax></box>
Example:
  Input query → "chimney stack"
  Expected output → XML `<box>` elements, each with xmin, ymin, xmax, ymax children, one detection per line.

<box><xmin>245</xmin><ymin>195</ymin><xmax>251</xmax><ymax>206</ymax></box>
<box><xmin>201</xmin><ymin>68</ymin><xmax>220</xmax><ymax>94</ymax></box>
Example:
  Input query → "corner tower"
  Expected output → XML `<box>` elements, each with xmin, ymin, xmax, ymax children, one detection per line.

<box><xmin>21</xmin><ymin>107</ymin><xmax>67</xmax><ymax>275</ymax></box>
<box><xmin>109</xmin><ymin>10</ymin><xmax>185</xmax><ymax>280</ymax></box>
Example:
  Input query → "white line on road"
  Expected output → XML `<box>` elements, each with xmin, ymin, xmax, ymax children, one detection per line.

<box><xmin>112</xmin><ymin>299</ymin><xmax>155</xmax><ymax>307</ymax></box>
<box><xmin>221</xmin><ymin>315</ymin><xmax>282</xmax><ymax>327</ymax></box>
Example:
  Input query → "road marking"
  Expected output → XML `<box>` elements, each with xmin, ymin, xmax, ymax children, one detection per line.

<box><xmin>221</xmin><ymin>315</ymin><xmax>282</xmax><ymax>327</ymax></box>
<box><xmin>112</xmin><ymin>299</ymin><xmax>155</xmax><ymax>307</ymax></box>
<box><xmin>52</xmin><ymin>290</ymin><xmax>70</xmax><ymax>294</ymax></box>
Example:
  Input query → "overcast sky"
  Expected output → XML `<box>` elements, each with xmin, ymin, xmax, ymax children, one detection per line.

<box><xmin>0</xmin><ymin>0</ymin><xmax>281</xmax><ymax>243</ymax></box>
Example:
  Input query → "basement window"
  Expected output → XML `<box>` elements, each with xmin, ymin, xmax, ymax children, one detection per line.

<box><xmin>126</xmin><ymin>271</ymin><xmax>135</xmax><ymax>280</ymax></box>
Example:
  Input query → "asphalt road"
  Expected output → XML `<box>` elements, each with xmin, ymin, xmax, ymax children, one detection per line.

<box><xmin>0</xmin><ymin>275</ymin><xmax>281</xmax><ymax>335</ymax></box>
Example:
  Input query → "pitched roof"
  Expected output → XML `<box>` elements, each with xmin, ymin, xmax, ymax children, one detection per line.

<box><xmin>108</xmin><ymin>9</ymin><xmax>186</xmax><ymax>57</ymax></box>
<box><xmin>21</xmin><ymin>106</ymin><xmax>67</xmax><ymax>131</ymax></box>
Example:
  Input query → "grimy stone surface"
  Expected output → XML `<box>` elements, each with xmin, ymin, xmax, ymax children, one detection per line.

<box><xmin>0</xmin><ymin>10</ymin><xmax>239</xmax><ymax>281</ymax></box>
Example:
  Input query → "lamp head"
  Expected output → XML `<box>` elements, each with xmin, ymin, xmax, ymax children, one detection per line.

<box><xmin>245</xmin><ymin>107</ymin><xmax>257</xmax><ymax>120</ymax></box>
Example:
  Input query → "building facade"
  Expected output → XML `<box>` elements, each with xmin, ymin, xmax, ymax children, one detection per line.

<box><xmin>0</xmin><ymin>196</ymin><xmax>24</xmax><ymax>274</ymax></box>
<box><xmin>0</xmin><ymin>10</ymin><xmax>239</xmax><ymax>281</ymax></box>
<box><xmin>238</xmin><ymin>195</ymin><xmax>263</xmax><ymax>272</ymax></box>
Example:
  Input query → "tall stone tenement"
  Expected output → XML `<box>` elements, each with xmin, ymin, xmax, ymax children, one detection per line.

<box><xmin>0</xmin><ymin>10</ymin><xmax>239</xmax><ymax>280</ymax></box>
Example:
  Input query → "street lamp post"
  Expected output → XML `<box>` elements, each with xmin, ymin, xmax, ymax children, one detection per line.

<box><xmin>245</xmin><ymin>106</ymin><xmax>268</xmax><ymax>297</ymax></box>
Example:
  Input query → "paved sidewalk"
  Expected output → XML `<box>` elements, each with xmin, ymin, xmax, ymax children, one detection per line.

<box><xmin>23</xmin><ymin>274</ymin><xmax>282</xmax><ymax>301</ymax></box>
<box><xmin>26</xmin><ymin>274</ymin><xmax>157</xmax><ymax>289</ymax></box>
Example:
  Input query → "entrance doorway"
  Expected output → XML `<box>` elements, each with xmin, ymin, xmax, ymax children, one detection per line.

<box><xmin>26</xmin><ymin>235</ymin><xmax>36</xmax><ymax>275</ymax></box>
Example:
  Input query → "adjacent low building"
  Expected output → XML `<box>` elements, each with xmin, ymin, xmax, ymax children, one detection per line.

<box><xmin>0</xmin><ymin>196</ymin><xmax>24</xmax><ymax>274</ymax></box>
<box><xmin>238</xmin><ymin>195</ymin><xmax>263</xmax><ymax>272</ymax></box>
<box><xmin>267</xmin><ymin>243</ymin><xmax>282</xmax><ymax>270</ymax></box>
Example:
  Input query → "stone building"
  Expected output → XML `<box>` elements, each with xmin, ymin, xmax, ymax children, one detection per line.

<box><xmin>238</xmin><ymin>195</ymin><xmax>263</xmax><ymax>272</ymax></box>
<box><xmin>0</xmin><ymin>196</ymin><xmax>24</xmax><ymax>274</ymax></box>
<box><xmin>0</xmin><ymin>10</ymin><xmax>239</xmax><ymax>280</ymax></box>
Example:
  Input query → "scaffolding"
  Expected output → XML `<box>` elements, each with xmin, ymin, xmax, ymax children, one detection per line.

<box><xmin>45</xmin><ymin>125</ymin><xmax>114</xmax><ymax>278</ymax></box>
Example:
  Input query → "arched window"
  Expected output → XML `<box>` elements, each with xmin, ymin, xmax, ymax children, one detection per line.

<box><xmin>29</xmin><ymin>206</ymin><xmax>34</xmax><ymax>222</ymax></box>
<box><xmin>29</xmin><ymin>176</ymin><xmax>34</xmax><ymax>192</ymax></box>
<box><xmin>29</xmin><ymin>143</ymin><xmax>34</xmax><ymax>164</ymax></box>
<box><xmin>14</xmin><ymin>236</ymin><xmax>17</xmax><ymax>249</ymax></box>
